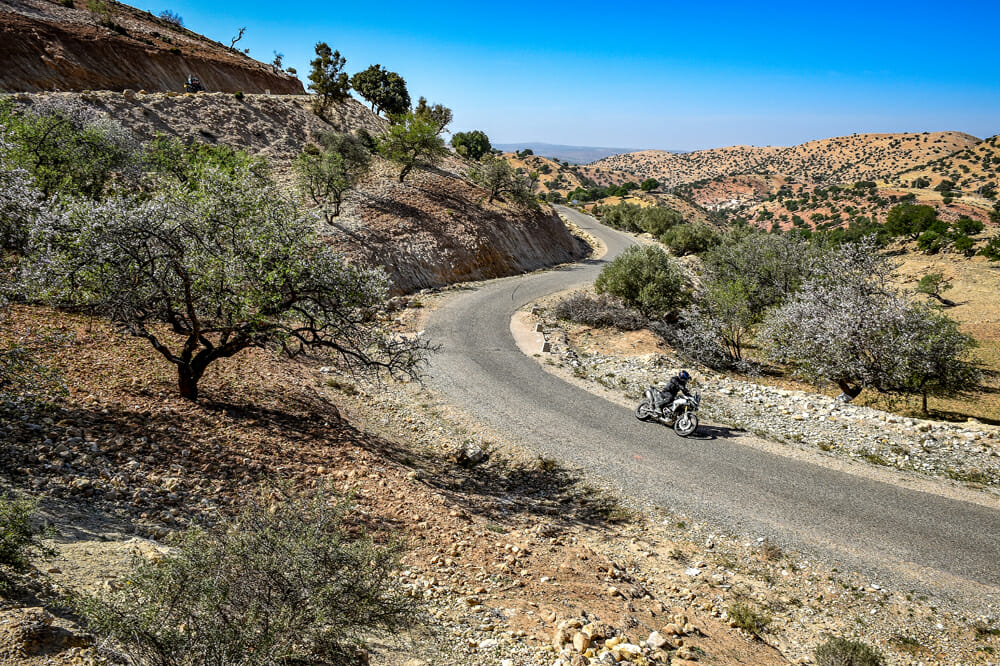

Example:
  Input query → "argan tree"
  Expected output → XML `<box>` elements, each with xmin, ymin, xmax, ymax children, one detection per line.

<box><xmin>308</xmin><ymin>42</ymin><xmax>351</xmax><ymax>109</ymax></box>
<box><xmin>350</xmin><ymin>65</ymin><xmax>410</xmax><ymax>117</ymax></box>
<box><xmin>22</xmin><ymin>159</ymin><xmax>429</xmax><ymax>401</ymax></box>
<box><xmin>293</xmin><ymin>131</ymin><xmax>371</xmax><ymax>221</ymax></box>
<box><xmin>594</xmin><ymin>245</ymin><xmax>691</xmax><ymax>319</ymax></box>
<box><xmin>915</xmin><ymin>272</ymin><xmax>954</xmax><ymax>306</ymax></box>
<box><xmin>884</xmin><ymin>203</ymin><xmax>944</xmax><ymax>240</ymax></box>
<box><xmin>379</xmin><ymin>100</ymin><xmax>451</xmax><ymax>182</ymax></box>
<box><xmin>469</xmin><ymin>155</ymin><xmax>535</xmax><ymax>204</ymax></box>
<box><xmin>412</xmin><ymin>97</ymin><xmax>452</xmax><ymax>133</ymax></box>
<box><xmin>0</xmin><ymin>98</ymin><xmax>138</xmax><ymax>200</ymax></box>
<box><xmin>451</xmin><ymin>130</ymin><xmax>491</xmax><ymax>160</ymax></box>
<box><xmin>761</xmin><ymin>239</ymin><xmax>979</xmax><ymax>405</ymax></box>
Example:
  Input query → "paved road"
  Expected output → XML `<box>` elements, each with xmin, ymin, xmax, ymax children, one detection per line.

<box><xmin>424</xmin><ymin>206</ymin><xmax>1000</xmax><ymax>598</ymax></box>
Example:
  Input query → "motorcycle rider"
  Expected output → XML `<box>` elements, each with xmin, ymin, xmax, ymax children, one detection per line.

<box><xmin>654</xmin><ymin>370</ymin><xmax>692</xmax><ymax>415</ymax></box>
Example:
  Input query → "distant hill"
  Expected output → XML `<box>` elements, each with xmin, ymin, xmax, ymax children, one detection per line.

<box><xmin>894</xmin><ymin>135</ymin><xmax>999</xmax><ymax>195</ymax></box>
<box><xmin>493</xmin><ymin>143</ymin><xmax>653</xmax><ymax>164</ymax></box>
<box><xmin>586</xmin><ymin>132</ymin><xmax>980</xmax><ymax>190</ymax></box>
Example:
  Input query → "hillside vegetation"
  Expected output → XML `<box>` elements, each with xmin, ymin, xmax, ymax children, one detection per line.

<box><xmin>5</xmin><ymin>91</ymin><xmax>586</xmax><ymax>294</ymax></box>
<box><xmin>895</xmin><ymin>134</ymin><xmax>1000</xmax><ymax>195</ymax></box>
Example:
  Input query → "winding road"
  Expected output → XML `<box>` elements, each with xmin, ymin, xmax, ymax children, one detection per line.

<box><xmin>424</xmin><ymin>206</ymin><xmax>1000</xmax><ymax>602</ymax></box>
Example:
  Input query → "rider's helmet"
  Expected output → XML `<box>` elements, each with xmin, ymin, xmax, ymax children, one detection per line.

<box><xmin>678</xmin><ymin>370</ymin><xmax>691</xmax><ymax>382</ymax></box>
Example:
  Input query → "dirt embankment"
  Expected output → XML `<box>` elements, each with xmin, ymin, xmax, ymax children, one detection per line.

<box><xmin>332</xmin><ymin>164</ymin><xmax>589</xmax><ymax>295</ymax></box>
<box><xmin>0</xmin><ymin>0</ymin><xmax>302</xmax><ymax>94</ymax></box>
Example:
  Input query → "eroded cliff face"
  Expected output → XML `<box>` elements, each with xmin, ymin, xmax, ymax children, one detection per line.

<box><xmin>0</xmin><ymin>0</ymin><xmax>302</xmax><ymax>94</ymax></box>
<box><xmin>329</xmin><ymin>164</ymin><xmax>589</xmax><ymax>295</ymax></box>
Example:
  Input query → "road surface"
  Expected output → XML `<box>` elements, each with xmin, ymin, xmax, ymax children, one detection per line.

<box><xmin>424</xmin><ymin>205</ymin><xmax>1000</xmax><ymax>601</ymax></box>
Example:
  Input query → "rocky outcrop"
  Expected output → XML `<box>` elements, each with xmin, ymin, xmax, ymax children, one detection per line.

<box><xmin>0</xmin><ymin>0</ymin><xmax>302</xmax><ymax>94</ymax></box>
<box><xmin>330</xmin><ymin>164</ymin><xmax>590</xmax><ymax>295</ymax></box>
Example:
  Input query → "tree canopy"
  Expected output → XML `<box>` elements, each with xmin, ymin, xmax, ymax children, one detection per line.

<box><xmin>293</xmin><ymin>131</ymin><xmax>372</xmax><ymax>221</ymax></box>
<box><xmin>469</xmin><ymin>155</ymin><xmax>534</xmax><ymax>205</ymax></box>
<box><xmin>350</xmin><ymin>65</ymin><xmax>410</xmax><ymax>117</ymax></box>
<box><xmin>761</xmin><ymin>239</ymin><xmax>979</xmax><ymax>407</ymax></box>
<box><xmin>21</xmin><ymin>152</ymin><xmax>428</xmax><ymax>401</ymax></box>
<box><xmin>308</xmin><ymin>43</ymin><xmax>351</xmax><ymax>108</ymax></box>
<box><xmin>451</xmin><ymin>130</ymin><xmax>491</xmax><ymax>160</ymax></box>
<box><xmin>884</xmin><ymin>203</ymin><xmax>945</xmax><ymax>240</ymax></box>
<box><xmin>378</xmin><ymin>102</ymin><xmax>451</xmax><ymax>182</ymax></box>
<box><xmin>0</xmin><ymin>98</ymin><xmax>138</xmax><ymax>200</ymax></box>
<box><xmin>594</xmin><ymin>245</ymin><xmax>691</xmax><ymax>319</ymax></box>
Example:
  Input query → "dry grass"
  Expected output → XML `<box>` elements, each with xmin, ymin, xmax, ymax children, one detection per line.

<box><xmin>892</xmin><ymin>250</ymin><xmax>1000</xmax><ymax>423</ymax></box>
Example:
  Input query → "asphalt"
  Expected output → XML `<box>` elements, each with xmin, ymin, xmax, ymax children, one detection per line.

<box><xmin>424</xmin><ymin>205</ymin><xmax>1000</xmax><ymax>602</ymax></box>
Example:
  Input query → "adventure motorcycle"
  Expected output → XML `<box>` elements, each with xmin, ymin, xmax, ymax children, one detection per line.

<box><xmin>634</xmin><ymin>387</ymin><xmax>700</xmax><ymax>437</ymax></box>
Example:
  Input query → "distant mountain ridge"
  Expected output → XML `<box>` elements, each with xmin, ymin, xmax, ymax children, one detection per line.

<box><xmin>582</xmin><ymin>132</ymin><xmax>981</xmax><ymax>189</ymax></box>
<box><xmin>494</xmin><ymin>142</ymin><xmax>670</xmax><ymax>164</ymax></box>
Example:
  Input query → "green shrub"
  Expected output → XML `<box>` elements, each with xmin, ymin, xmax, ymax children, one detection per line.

<box><xmin>814</xmin><ymin>636</ymin><xmax>886</xmax><ymax>666</ymax></box>
<box><xmin>234</xmin><ymin>90</ymin><xmax>244</xmax><ymax>100</ymax></box>
<box><xmin>727</xmin><ymin>603</ymin><xmax>771</xmax><ymax>639</ymax></box>
<box><xmin>78</xmin><ymin>488</ymin><xmax>414</xmax><ymax>664</ymax></box>
<box><xmin>0</xmin><ymin>98</ymin><xmax>138</xmax><ymax>199</ymax></box>
<box><xmin>917</xmin><ymin>230</ymin><xmax>944</xmax><ymax>253</ymax></box>
<box><xmin>594</xmin><ymin>245</ymin><xmax>691</xmax><ymax>319</ymax></box>
<box><xmin>979</xmin><ymin>237</ymin><xmax>1000</xmax><ymax>261</ymax></box>
<box><xmin>639</xmin><ymin>205</ymin><xmax>683</xmax><ymax>236</ymax></box>
<box><xmin>953</xmin><ymin>217</ymin><xmax>984</xmax><ymax>236</ymax></box>
<box><xmin>0</xmin><ymin>493</ymin><xmax>54</xmax><ymax>580</ymax></box>
<box><xmin>952</xmin><ymin>234</ymin><xmax>975</xmax><ymax>256</ymax></box>
<box><xmin>660</xmin><ymin>222</ymin><xmax>720</xmax><ymax>256</ymax></box>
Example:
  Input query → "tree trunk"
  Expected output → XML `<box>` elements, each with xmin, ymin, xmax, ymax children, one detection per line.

<box><xmin>178</xmin><ymin>365</ymin><xmax>199</xmax><ymax>401</ymax></box>
<box><xmin>836</xmin><ymin>379</ymin><xmax>862</xmax><ymax>401</ymax></box>
<box><xmin>922</xmin><ymin>391</ymin><xmax>928</xmax><ymax>415</ymax></box>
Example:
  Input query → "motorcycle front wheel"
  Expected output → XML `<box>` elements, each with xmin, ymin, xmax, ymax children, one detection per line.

<box><xmin>673</xmin><ymin>412</ymin><xmax>698</xmax><ymax>437</ymax></box>
<box><xmin>634</xmin><ymin>400</ymin><xmax>654</xmax><ymax>421</ymax></box>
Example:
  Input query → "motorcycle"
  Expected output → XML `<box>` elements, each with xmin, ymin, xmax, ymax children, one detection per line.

<box><xmin>634</xmin><ymin>387</ymin><xmax>700</xmax><ymax>437</ymax></box>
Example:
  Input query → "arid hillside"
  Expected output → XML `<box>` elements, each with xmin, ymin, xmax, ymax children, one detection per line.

<box><xmin>9</xmin><ymin>90</ymin><xmax>386</xmax><ymax>171</ymax></box>
<box><xmin>587</xmin><ymin>132</ymin><xmax>979</xmax><ymax>190</ymax></box>
<box><xmin>5</xmin><ymin>90</ymin><xmax>588</xmax><ymax>294</ymax></box>
<box><xmin>0</xmin><ymin>0</ymin><xmax>302</xmax><ymax>94</ymax></box>
<box><xmin>503</xmin><ymin>151</ymin><xmax>589</xmax><ymax>195</ymax></box>
<box><xmin>894</xmin><ymin>134</ymin><xmax>1000</xmax><ymax>194</ymax></box>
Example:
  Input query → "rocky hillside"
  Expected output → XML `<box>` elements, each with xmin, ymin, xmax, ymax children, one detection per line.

<box><xmin>333</xmin><ymin>162</ymin><xmax>587</xmax><ymax>295</ymax></box>
<box><xmin>504</xmin><ymin>151</ymin><xmax>589</xmax><ymax>196</ymax></box>
<box><xmin>0</xmin><ymin>0</ymin><xmax>302</xmax><ymax>94</ymax></box>
<box><xmin>6</xmin><ymin>90</ymin><xmax>587</xmax><ymax>293</ymax></box>
<box><xmin>9</xmin><ymin>90</ymin><xmax>385</xmax><ymax>170</ymax></box>
<box><xmin>586</xmin><ymin>132</ymin><xmax>979</xmax><ymax>190</ymax></box>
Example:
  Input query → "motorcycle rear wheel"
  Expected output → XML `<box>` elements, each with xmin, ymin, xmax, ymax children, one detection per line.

<box><xmin>674</xmin><ymin>412</ymin><xmax>698</xmax><ymax>437</ymax></box>
<box><xmin>634</xmin><ymin>400</ymin><xmax>654</xmax><ymax>421</ymax></box>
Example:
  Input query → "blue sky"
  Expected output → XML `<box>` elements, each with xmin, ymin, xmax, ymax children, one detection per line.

<box><xmin>150</xmin><ymin>0</ymin><xmax>1000</xmax><ymax>150</ymax></box>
